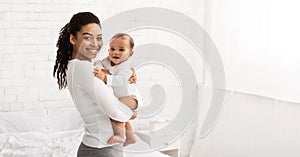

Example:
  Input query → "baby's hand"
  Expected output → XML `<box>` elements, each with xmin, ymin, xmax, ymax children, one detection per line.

<box><xmin>94</xmin><ymin>68</ymin><xmax>108</xmax><ymax>83</ymax></box>
<box><xmin>128</xmin><ymin>67</ymin><xmax>136</xmax><ymax>84</ymax></box>
<box><xmin>101</xmin><ymin>69</ymin><xmax>111</xmax><ymax>75</ymax></box>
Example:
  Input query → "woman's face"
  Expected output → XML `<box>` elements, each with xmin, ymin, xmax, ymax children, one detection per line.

<box><xmin>70</xmin><ymin>23</ymin><xmax>103</xmax><ymax>61</ymax></box>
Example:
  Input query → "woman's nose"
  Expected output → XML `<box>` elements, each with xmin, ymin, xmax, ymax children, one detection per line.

<box><xmin>90</xmin><ymin>39</ymin><xmax>98</xmax><ymax>47</ymax></box>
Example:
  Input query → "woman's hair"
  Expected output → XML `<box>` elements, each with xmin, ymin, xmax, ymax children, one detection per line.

<box><xmin>53</xmin><ymin>12</ymin><xmax>101</xmax><ymax>89</ymax></box>
<box><xmin>110</xmin><ymin>33</ymin><xmax>134</xmax><ymax>49</ymax></box>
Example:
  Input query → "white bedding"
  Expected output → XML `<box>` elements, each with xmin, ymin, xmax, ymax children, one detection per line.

<box><xmin>0</xmin><ymin>108</ymin><xmax>170</xmax><ymax>157</ymax></box>
<box><xmin>0</xmin><ymin>130</ymin><xmax>170</xmax><ymax>157</ymax></box>
<box><xmin>0</xmin><ymin>130</ymin><xmax>82</xmax><ymax>157</ymax></box>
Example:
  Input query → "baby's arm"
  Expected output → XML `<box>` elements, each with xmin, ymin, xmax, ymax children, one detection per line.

<box><xmin>93</xmin><ymin>60</ymin><xmax>110</xmax><ymax>83</ymax></box>
<box><xmin>94</xmin><ymin>68</ymin><xmax>110</xmax><ymax>83</ymax></box>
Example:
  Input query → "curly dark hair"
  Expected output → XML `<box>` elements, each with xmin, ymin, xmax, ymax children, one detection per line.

<box><xmin>53</xmin><ymin>12</ymin><xmax>101</xmax><ymax>89</ymax></box>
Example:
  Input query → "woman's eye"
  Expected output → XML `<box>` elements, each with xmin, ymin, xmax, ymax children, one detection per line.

<box><xmin>97</xmin><ymin>37</ymin><xmax>102</xmax><ymax>41</ymax></box>
<box><xmin>84</xmin><ymin>36</ymin><xmax>92</xmax><ymax>40</ymax></box>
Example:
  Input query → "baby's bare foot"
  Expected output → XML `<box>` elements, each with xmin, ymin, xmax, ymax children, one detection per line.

<box><xmin>107</xmin><ymin>135</ymin><xmax>126</xmax><ymax>144</ymax></box>
<box><xmin>123</xmin><ymin>136</ymin><xmax>136</xmax><ymax>147</ymax></box>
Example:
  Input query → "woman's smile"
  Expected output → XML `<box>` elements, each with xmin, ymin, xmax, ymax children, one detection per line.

<box><xmin>86</xmin><ymin>48</ymin><xmax>99</xmax><ymax>54</ymax></box>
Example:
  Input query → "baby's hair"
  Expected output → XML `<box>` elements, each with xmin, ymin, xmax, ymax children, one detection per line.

<box><xmin>110</xmin><ymin>33</ymin><xmax>134</xmax><ymax>49</ymax></box>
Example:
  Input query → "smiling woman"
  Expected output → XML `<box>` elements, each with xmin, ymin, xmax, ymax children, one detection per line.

<box><xmin>53</xmin><ymin>12</ymin><xmax>137</xmax><ymax>157</ymax></box>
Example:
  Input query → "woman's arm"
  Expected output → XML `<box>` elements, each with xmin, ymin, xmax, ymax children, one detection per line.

<box><xmin>74</xmin><ymin>61</ymin><xmax>133</xmax><ymax>122</ymax></box>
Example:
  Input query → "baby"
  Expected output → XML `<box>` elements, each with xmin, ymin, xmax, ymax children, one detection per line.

<box><xmin>94</xmin><ymin>33</ymin><xmax>142</xmax><ymax>146</ymax></box>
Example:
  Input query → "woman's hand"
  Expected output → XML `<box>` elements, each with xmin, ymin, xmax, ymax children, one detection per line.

<box><xmin>128</xmin><ymin>67</ymin><xmax>136</xmax><ymax>84</ymax></box>
<box><xmin>94</xmin><ymin>68</ymin><xmax>109</xmax><ymax>83</ymax></box>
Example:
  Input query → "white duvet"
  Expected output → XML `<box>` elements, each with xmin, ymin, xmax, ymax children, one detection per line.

<box><xmin>0</xmin><ymin>108</ymin><xmax>170</xmax><ymax>157</ymax></box>
<box><xmin>0</xmin><ymin>130</ymin><xmax>170</xmax><ymax>157</ymax></box>
<box><xmin>0</xmin><ymin>130</ymin><xmax>82</xmax><ymax>157</ymax></box>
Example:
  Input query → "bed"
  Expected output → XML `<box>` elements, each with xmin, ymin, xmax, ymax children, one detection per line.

<box><xmin>0</xmin><ymin>107</ymin><xmax>171</xmax><ymax>157</ymax></box>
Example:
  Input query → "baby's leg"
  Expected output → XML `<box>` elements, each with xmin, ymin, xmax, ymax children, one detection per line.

<box><xmin>123</xmin><ymin>121</ymin><xmax>136</xmax><ymax>147</ymax></box>
<box><xmin>108</xmin><ymin>119</ymin><xmax>126</xmax><ymax>144</ymax></box>
<box><xmin>119</xmin><ymin>97</ymin><xmax>138</xmax><ymax>146</ymax></box>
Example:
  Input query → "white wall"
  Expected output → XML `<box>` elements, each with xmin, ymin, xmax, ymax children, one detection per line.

<box><xmin>0</xmin><ymin>2</ymin><xmax>205</xmax><ymax>156</ymax></box>
<box><xmin>190</xmin><ymin>89</ymin><xmax>300</xmax><ymax>157</ymax></box>
<box><xmin>2</xmin><ymin>0</ymin><xmax>299</xmax><ymax>156</ymax></box>
<box><xmin>205</xmin><ymin>0</ymin><xmax>300</xmax><ymax>103</ymax></box>
<box><xmin>190</xmin><ymin>2</ymin><xmax>300</xmax><ymax>156</ymax></box>
<box><xmin>0</xmin><ymin>0</ymin><xmax>204</xmax><ymax>112</ymax></box>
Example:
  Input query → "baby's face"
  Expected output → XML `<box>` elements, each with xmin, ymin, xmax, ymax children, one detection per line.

<box><xmin>108</xmin><ymin>37</ymin><xmax>133</xmax><ymax>66</ymax></box>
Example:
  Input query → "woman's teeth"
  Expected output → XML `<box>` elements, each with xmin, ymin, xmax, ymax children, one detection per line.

<box><xmin>87</xmin><ymin>49</ymin><xmax>98</xmax><ymax>53</ymax></box>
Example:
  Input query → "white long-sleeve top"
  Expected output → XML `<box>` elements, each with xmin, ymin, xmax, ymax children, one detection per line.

<box><xmin>66</xmin><ymin>59</ymin><xmax>133</xmax><ymax>148</ymax></box>
<box><xmin>95</xmin><ymin>57</ymin><xmax>143</xmax><ymax>110</ymax></box>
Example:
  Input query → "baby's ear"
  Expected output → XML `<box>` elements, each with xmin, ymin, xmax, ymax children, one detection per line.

<box><xmin>130</xmin><ymin>51</ymin><xmax>134</xmax><ymax>56</ymax></box>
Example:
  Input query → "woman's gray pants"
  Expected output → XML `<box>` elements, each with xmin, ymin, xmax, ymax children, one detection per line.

<box><xmin>77</xmin><ymin>142</ymin><xmax>123</xmax><ymax>157</ymax></box>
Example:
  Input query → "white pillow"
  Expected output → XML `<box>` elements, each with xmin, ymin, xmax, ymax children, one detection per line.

<box><xmin>46</xmin><ymin>107</ymin><xmax>84</xmax><ymax>132</ymax></box>
<box><xmin>0</xmin><ymin>110</ymin><xmax>47</xmax><ymax>133</ymax></box>
<box><xmin>0</xmin><ymin>129</ymin><xmax>83</xmax><ymax>157</ymax></box>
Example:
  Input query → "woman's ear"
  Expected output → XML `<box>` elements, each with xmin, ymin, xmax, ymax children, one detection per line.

<box><xmin>70</xmin><ymin>34</ymin><xmax>76</xmax><ymax>45</ymax></box>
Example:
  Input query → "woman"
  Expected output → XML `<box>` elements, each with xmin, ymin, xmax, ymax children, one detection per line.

<box><xmin>53</xmin><ymin>12</ymin><xmax>136</xmax><ymax>157</ymax></box>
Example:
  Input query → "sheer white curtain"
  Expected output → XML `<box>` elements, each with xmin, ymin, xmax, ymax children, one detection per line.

<box><xmin>204</xmin><ymin>0</ymin><xmax>300</xmax><ymax>103</ymax></box>
<box><xmin>189</xmin><ymin>1</ymin><xmax>300</xmax><ymax>156</ymax></box>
